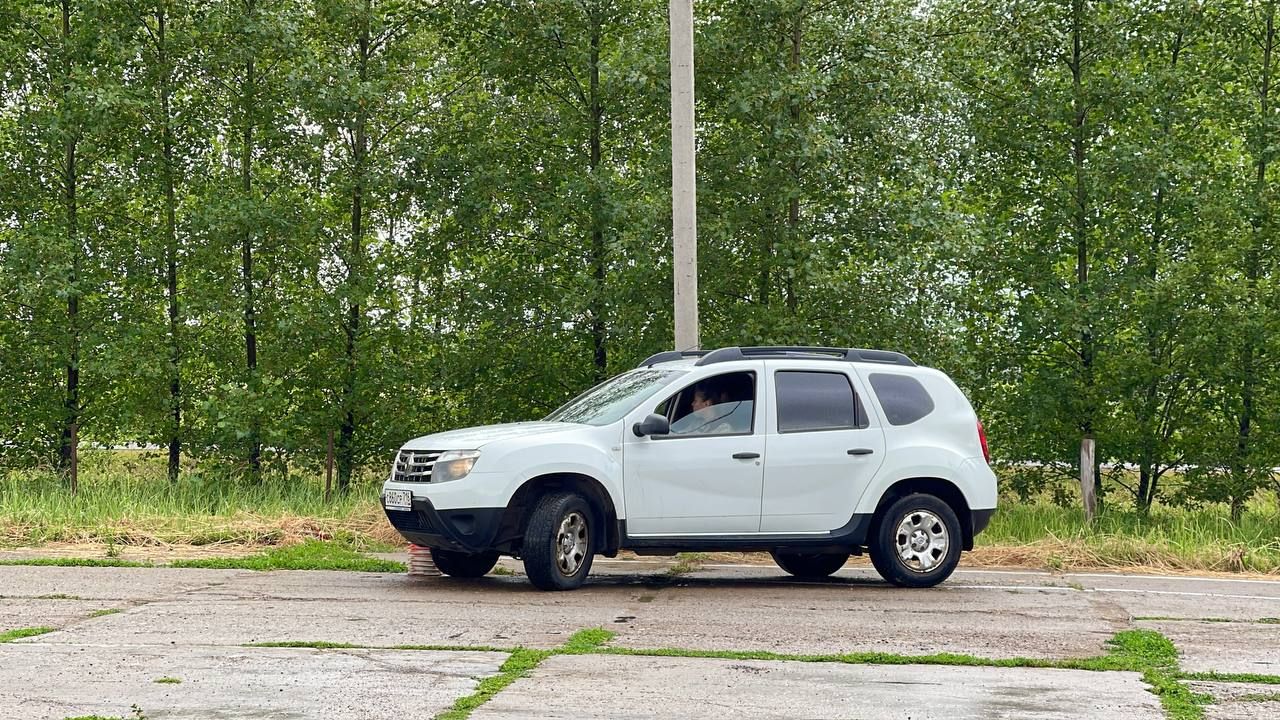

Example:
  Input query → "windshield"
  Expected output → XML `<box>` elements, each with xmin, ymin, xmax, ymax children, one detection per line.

<box><xmin>545</xmin><ymin>368</ymin><xmax>687</xmax><ymax>426</ymax></box>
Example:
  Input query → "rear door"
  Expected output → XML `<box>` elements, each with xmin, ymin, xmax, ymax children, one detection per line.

<box><xmin>760</xmin><ymin>364</ymin><xmax>886</xmax><ymax>532</ymax></box>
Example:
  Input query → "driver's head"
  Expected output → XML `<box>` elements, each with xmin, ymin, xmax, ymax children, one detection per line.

<box><xmin>691</xmin><ymin>381</ymin><xmax>726</xmax><ymax>413</ymax></box>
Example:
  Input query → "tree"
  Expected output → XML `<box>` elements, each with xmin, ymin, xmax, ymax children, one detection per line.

<box><xmin>302</xmin><ymin>0</ymin><xmax>447</xmax><ymax>490</ymax></box>
<box><xmin>937</xmin><ymin>0</ymin><xmax>1136</xmax><ymax>509</ymax></box>
<box><xmin>0</xmin><ymin>1</ymin><xmax>134</xmax><ymax>485</ymax></box>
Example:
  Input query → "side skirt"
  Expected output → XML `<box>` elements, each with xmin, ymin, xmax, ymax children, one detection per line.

<box><xmin>618</xmin><ymin>513</ymin><xmax>873</xmax><ymax>555</ymax></box>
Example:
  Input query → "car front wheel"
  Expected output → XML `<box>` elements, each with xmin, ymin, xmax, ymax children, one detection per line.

<box><xmin>522</xmin><ymin>492</ymin><xmax>596</xmax><ymax>591</ymax></box>
<box><xmin>869</xmin><ymin>493</ymin><xmax>962</xmax><ymax>588</ymax></box>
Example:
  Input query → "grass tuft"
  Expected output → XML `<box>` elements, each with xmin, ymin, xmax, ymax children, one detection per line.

<box><xmin>665</xmin><ymin>552</ymin><xmax>709</xmax><ymax>577</ymax></box>
<box><xmin>89</xmin><ymin>608</ymin><xmax>122</xmax><ymax>618</ymax></box>
<box><xmin>0</xmin><ymin>558</ymin><xmax>152</xmax><ymax>568</ymax></box>
<box><xmin>434</xmin><ymin>648</ymin><xmax>552</xmax><ymax>720</ymax></box>
<box><xmin>560</xmin><ymin>628</ymin><xmax>616</xmax><ymax>654</ymax></box>
<box><xmin>0</xmin><ymin>626</ymin><xmax>54</xmax><ymax>643</ymax></box>
<box><xmin>169</xmin><ymin>539</ymin><xmax>405</xmax><ymax>573</ymax></box>
<box><xmin>1180</xmin><ymin>671</ymin><xmax>1280</xmax><ymax>685</ymax></box>
<box><xmin>153</xmin><ymin>677</ymin><xmax>181</xmax><ymax>684</ymax></box>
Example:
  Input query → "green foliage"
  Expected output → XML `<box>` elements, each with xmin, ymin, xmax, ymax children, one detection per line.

<box><xmin>0</xmin><ymin>0</ymin><xmax>1278</xmax><ymax>520</ymax></box>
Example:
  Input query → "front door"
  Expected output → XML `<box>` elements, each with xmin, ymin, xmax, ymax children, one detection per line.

<box><xmin>623</xmin><ymin>366</ymin><xmax>765</xmax><ymax>535</ymax></box>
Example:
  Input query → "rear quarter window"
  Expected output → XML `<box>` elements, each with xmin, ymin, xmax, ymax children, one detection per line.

<box><xmin>869</xmin><ymin>373</ymin><xmax>935</xmax><ymax>426</ymax></box>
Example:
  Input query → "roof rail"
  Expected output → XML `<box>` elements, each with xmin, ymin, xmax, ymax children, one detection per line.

<box><xmin>692</xmin><ymin>346</ymin><xmax>915</xmax><ymax>367</ymax></box>
<box><xmin>636</xmin><ymin>350</ymin><xmax>709</xmax><ymax>368</ymax></box>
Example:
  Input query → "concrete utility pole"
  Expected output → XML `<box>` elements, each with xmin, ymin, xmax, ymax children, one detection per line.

<box><xmin>670</xmin><ymin>0</ymin><xmax>699</xmax><ymax>351</ymax></box>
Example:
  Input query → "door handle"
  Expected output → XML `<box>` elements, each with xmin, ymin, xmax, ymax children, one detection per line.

<box><xmin>847</xmin><ymin>448</ymin><xmax>874</xmax><ymax>456</ymax></box>
<box><xmin>732</xmin><ymin>452</ymin><xmax>761</xmax><ymax>460</ymax></box>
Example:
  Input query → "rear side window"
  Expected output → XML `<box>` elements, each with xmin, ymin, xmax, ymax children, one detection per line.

<box><xmin>775</xmin><ymin>371</ymin><xmax>867</xmax><ymax>433</ymax></box>
<box><xmin>869</xmin><ymin>373</ymin><xmax>935</xmax><ymax>425</ymax></box>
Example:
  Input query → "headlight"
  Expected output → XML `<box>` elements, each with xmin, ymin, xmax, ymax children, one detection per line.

<box><xmin>433</xmin><ymin>449</ymin><xmax>480</xmax><ymax>483</ymax></box>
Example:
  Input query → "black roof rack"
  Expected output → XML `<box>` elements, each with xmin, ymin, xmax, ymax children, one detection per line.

<box><xmin>636</xmin><ymin>350</ymin><xmax>709</xmax><ymax>368</ymax></box>
<box><xmin>692</xmin><ymin>346</ymin><xmax>915</xmax><ymax>367</ymax></box>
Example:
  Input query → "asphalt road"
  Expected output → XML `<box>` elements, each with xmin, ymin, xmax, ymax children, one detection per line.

<box><xmin>2</xmin><ymin>558</ymin><xmax>1279</xmax><ymax>719</ymax></box>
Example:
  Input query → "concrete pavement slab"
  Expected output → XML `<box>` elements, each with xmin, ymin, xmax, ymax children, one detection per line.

<box><xmin>1137</xmin><ymin>620</ymin><xmax>1280</xmax><ymax>675</ymax></box>
<box><xmin>473</xmin><ymin>654</ymin><xmax>1164</xmax><ymax>720</ymax></box>
<box><xmin>0</xmin><ymin>642</ymin><xmax>505</xmax><ymax>720</ymax></box>
<box><xmin>605</xmin><ymin>578</ymin><xmax>1127</xmax><ymax>659</ymax></box>
<box><xmin>0</xmin><ymin>566</ymin><xmax>244</xmax><ymax>601</ymax></box>
<box><xmin>1188</xmin><ymin>680</ymin><xmax>1280</xmax><ymax>720</ymax></box>
<box><xmin>34</xmin><ymin>592</ymin><xmax>632</xmax><ymax>649</ymax></box>
<box><xmin>0</xmin><ymin>598</ymin><xmax>122</xmax><ymax>633</ymax></box>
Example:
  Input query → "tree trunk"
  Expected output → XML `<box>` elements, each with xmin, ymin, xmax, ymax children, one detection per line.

<box><xmin>240</xmin><ymin>0</ymin><xmax>261</xmax><ymax>479</ymax></box>
<box><xmin>1234</xmin><ymin>5</ymin><xmax>1274</xmax><ymax>522</ymax></box>
<box><xmin>57</xmin><ymin>0</ymin><xmax>80</xmax><ymax>483</ymax></box>
<box><xmin>1080</xmin><ymin>438</ymin><xmax>1096</xmax><ymax>522</ymax></box>
<box><xmin>588</xmin><ymin>6</ymin><xmax>607</xmax><ymax>382</ymax></box>
<box><xmin>159</xmin><ymin>7</ymin><xmax>182</xmax><ymax>484</ymax></box>
<box><xmin>1069</xmin><ymin>0</ymin><xmax>1098</xmax><ymax>509</ymax></box>
<box><xmin>784</xmin><ymin>8</ymin><xmax>803</xmax><ymax>314</ymax></box>
<box><xmin>337</xmin><ymin>6</ymin><xmax>371</xmax><ymax>493</ymax></box>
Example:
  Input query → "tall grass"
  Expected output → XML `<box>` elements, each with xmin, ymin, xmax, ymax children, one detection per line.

<box><xmin>3</xmin><ymin>451</ymin><xmax>1280</xmax><ymax>573</ymax></box>
<box><xmin>980</xmin><ymin>501</ymin><xmax>1280</xmax><ymax>573</ymax></box>
<box><xmin>0</xmin><ymin>450</ymin><xmax>390</xmax><ymax>547</ymax></box>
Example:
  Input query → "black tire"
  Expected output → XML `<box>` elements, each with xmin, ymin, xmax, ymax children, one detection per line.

<box><xmin>521</xmin><ymin>492</ymin><xmax>596</xmax><ymax>591</ymax></box>
<box><xmin>868</xmin><ymin>493</ymin><xmax>962</xmax><ymax>588</ymax></box>
<box><xmin>431</xmin><ymin>548</ymin><xmax>500</xmax><ymax>579</ymax></box>
<box><xmin>770</xmin><ymin>551</ymin><xmax>849</xmax><ymax>579</ymax></box>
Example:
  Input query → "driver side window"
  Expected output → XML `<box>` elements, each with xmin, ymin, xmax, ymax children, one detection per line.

<box><xmin>652</xmin><ymin>371</ymin><xmax>756</xmax><ymax>437</ymax></box>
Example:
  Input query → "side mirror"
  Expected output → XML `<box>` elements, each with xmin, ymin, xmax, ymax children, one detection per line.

<box><xmin>632</xmin><ymin>413</ymin><xmax>671</xmax><ymax>438</ymax></box>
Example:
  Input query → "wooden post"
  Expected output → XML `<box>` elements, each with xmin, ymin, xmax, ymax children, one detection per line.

<box><xmin>69</xmin><ymin>422</ymin><xmax>78</xmax><ymax>495</ymax></box>
<box><xmin>325</xmin><ymin>429</ymin><xmax>334</xmax><ymax>502</ymax></box>
<box><xmin>1080</xmin><ymin>437</ymin><xmax>1096</xmax><ymax>523</ymax></box>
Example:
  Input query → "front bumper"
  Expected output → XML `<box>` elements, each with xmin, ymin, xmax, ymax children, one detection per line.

<box><xmin>382</xmin><ymin>496</ymin><xmax>505</xmax><ymax>553</ymax></box>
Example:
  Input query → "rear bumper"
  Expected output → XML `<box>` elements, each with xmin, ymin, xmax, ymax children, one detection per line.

<box><xmin>382</xmin><ymin>496</ymin><xmax>505</xmax><ymax>553</ymax></box>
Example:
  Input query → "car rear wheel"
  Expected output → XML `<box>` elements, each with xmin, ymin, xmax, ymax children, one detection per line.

<box><xmin>770</xmin><ymin>551</ymin><xmax>849</xmax><ymax>579</ymax></box>
<box><xmin>522</xmin><ymin>491</ymin><xmax>596</xmax><ymax>591</ymax></box>
<box><xmin>868</xmin><ymin>493</ymin><xmax>962</xmax><ymax>588</ymax></box>
<box><xmin>431</xmin><ymin>548</ymin><xmax>500</xmax><ymax>578</ymax></box>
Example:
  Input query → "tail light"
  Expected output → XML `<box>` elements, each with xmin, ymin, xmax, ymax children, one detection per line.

<box><xmin>977</xmin><ymin>419</ymin><xmax>991</xmax><ymax>464</ymax></box>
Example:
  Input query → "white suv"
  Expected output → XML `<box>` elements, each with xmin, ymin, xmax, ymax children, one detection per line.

<box><xmin>382</xmin><ymin>346</ymin><xmax>996</xmax><ymax>590</ymax></box>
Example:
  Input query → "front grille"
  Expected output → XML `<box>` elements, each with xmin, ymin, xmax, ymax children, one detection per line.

<box><xmin>394</xmin><ymin>449</ymin><xmax>443</xmax><ymax>482</ymax></box>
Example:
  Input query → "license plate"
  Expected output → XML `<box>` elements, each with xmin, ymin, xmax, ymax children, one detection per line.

<box><xmin>383</xmin><ymin>489</ymin><xmax>413</xmax><ymax>511</ymax></box>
